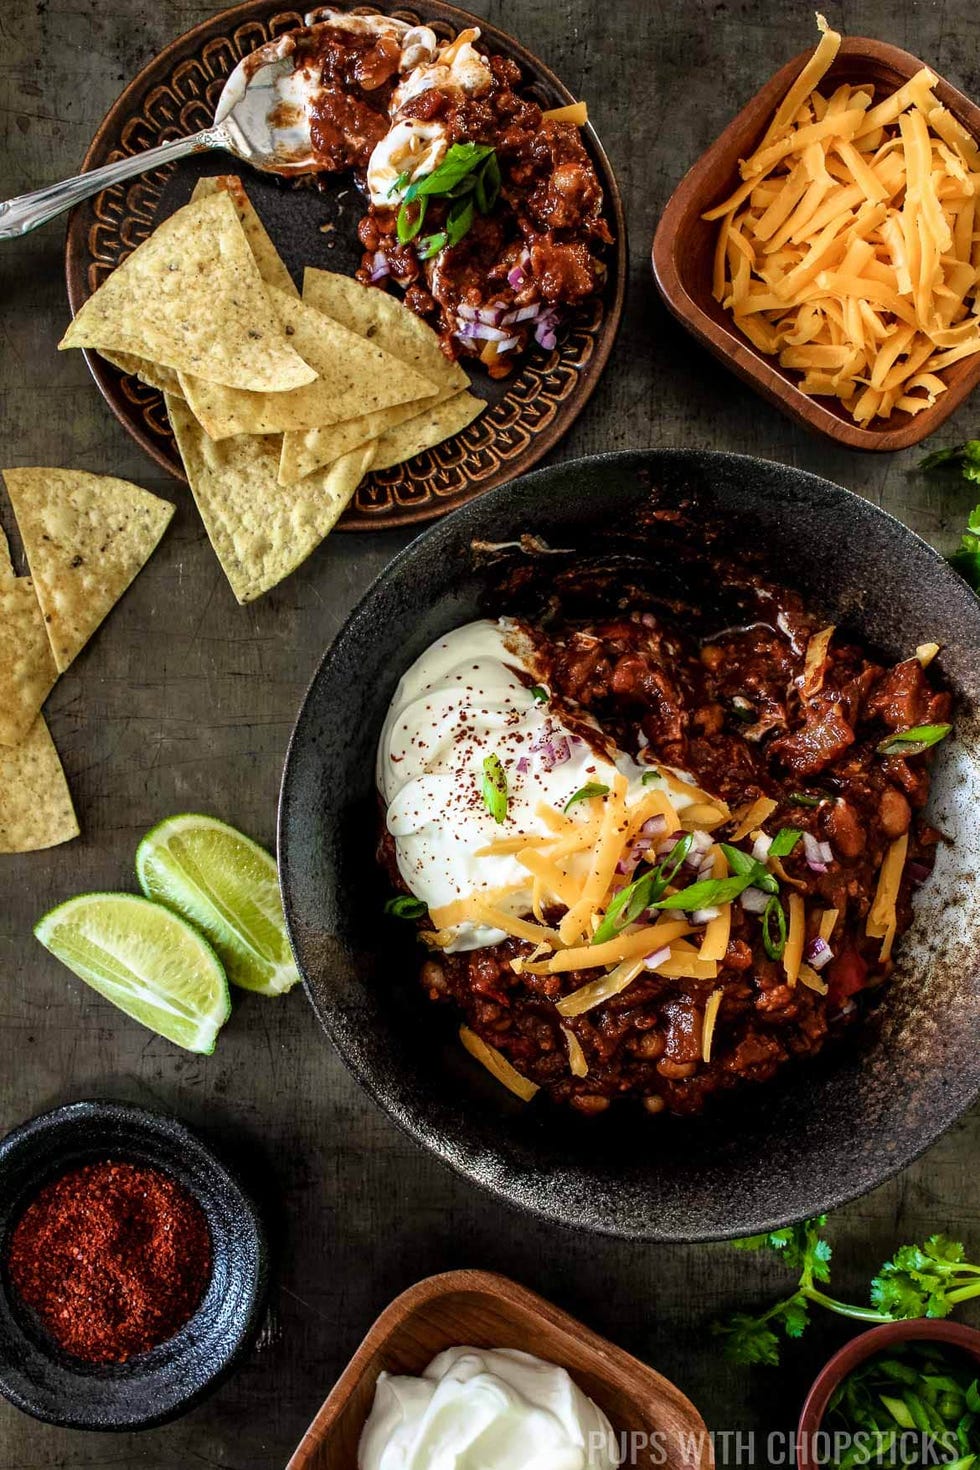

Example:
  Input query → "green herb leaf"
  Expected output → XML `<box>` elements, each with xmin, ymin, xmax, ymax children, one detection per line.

<box><xmin>384</xmin><ymin>895</ymin><xmax>428</xmax><ymax>919</ymax></box>
<box><xmin>591</xmin><ymin>869</ymin><xmax>658</xmax><ymax>946</ymax></box>
<box><xmin>877</xmin><ymin>723</ymin><xmax>952</xmax><ymax>757</ymax></box>
<box><xmin>396</xmin><ymin>195</ymin><xmax>428</xmax><ymax>244</ymax></box>
<box><xmin>481</xmin><ymin>752</ymin><xmax>508</xmax><ymax>824</ymax></box>
<box><xmin>922</xmin><ymin>441</ymin><xmax>980</xmax><ymax>470</ymax></box>
<box><xmin>768</xmin><ymin>827</ymin><xmax>803</xmax><ymax>858</ymax></box>
<box><xmin>563</xmin><ymin>782</ymin><xmax>609</xmax><ymax>813</ymax></box>
<box><xmin>762</xmin><ymin>895</ymin><xmax>787</xmax><ymax>960</ymax></box>
<box><xmin>417</xmin><ymin>231</ymin><xmax>448</xmax><ymax>260</ymax></box>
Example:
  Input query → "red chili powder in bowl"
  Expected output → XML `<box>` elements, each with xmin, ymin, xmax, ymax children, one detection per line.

<box><xmin>6</xmin><ymin>1160</ymin><xmax>211</xmax><ymax>1364</ymax></box>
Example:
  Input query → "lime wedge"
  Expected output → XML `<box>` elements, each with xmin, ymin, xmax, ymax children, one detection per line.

<box><xmin>135</xmin><ymin>814</ymin><xmax>299</xmax><ymax>997</ymax></box>
<box><xmin>35</xmin><ymin>892</ymin><xmax>230</xmax><ymax>1054</ymax></box>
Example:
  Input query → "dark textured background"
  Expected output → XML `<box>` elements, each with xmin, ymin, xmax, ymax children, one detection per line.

<box><xmin>1</xmin><ymin>0</ymin><xmax>979</xmax><ymax>1465</ymax></box>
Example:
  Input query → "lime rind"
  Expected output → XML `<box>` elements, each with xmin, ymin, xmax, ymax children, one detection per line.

<box><xmin>135</xmin><ymin>813</ymin><xmax>300</xmax><ymax>997</ymax></box>
<box><xmin>35</xmin><ymin>891</ymin><xmax>231</xmax><ymax>1054</ymax></box>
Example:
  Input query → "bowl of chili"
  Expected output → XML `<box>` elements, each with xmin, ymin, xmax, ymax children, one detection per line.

<box><xmin>279</xmin><ymin>447</ymin><xmax>980</xmax><ymax>1242</ymax></box>
<box><xmin>0</xmin><ymin>1099</ymin><xmax>268</xmax><ymax>1429</ymax></box>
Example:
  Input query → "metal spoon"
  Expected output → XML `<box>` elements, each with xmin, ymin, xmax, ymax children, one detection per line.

<box><xmin>0</xmin><ymin>34</ymin><xmax>318</xmax><ymax>240</ymax></box>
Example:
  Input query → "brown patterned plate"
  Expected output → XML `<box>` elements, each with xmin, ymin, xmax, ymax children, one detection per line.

<box><xmin>63</xmin><ymin>1</ymin><xmax>625</xmax><ymax>530</ymax></box>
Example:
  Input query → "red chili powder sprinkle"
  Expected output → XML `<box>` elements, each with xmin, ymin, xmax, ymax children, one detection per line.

<box><xmin>7</xmin><ymin>1160</ymin><xmax>211</xmax><ymax>1364</ymax></box>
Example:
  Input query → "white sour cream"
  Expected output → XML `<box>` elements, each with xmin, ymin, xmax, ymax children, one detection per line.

<box><xmin>357</xmin><ymin>1346</ymin><xmax>620</xmax><ymax>1470</ymax></box>
<box><xmin>377</xmin><ymin>619</ymin><xmax>703</xmax><ymax>952</ymax></box>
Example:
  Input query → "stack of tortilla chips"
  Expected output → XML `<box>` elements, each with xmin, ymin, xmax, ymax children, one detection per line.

<box><xmin>0</xmin><ymin>468</ymin><xmax>173</xmax><ymax>852</ymax></box>
<box><xmin>60</xmin><ymin>175</ymin><xmax>485</xmax><ymax>603</ymax></box>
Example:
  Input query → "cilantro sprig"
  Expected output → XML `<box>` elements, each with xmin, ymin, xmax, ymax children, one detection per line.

<box><xmin>920</xmin><ymin>440</ymin><xmax>980</xmax><ymax>592</ymax></box>
<box><xmin>713</xmin><ymin>1218</ymin><xmax>980</xmax><ymax>1367</ymax></box>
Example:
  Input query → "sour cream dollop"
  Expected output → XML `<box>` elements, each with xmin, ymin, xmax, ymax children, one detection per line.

<box><xmin>357</xmin><ymin>1346</ymin><xmax>620</xmax><ymax>1470</ymax></box>
<box><xmin>377</xmin><ymin>619</ymin><xmax>705</xmax><ymax>951</ymax></box>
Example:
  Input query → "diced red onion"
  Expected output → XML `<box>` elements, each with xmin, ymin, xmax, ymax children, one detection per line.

<box><xmin>805</xmin><ymin>936</ymin><xmax>834</xmax><ymax>971</ymax></box>
<box><xmin>641</xmin><ymin>815</ymin><xmax>667</xmax><ymax>838</ymax></box>
<box><xmin>740</xmin><ymin>887</ymin><xmax>769</xmax><ymax>914</ymax></box>
<box><xmin>516</xmin><ymin>756</ymin><xmax>530</xmax><ymax>774</ymax></box>
<box><xmin>654</xmin><ymin>831</ymin><xmax>679</xmax><ymax>856</ymax></box>
<box><xmin>456</xmin><ymin>321</ymin><xmax>512</xmax><ymax>342</ymax></box>
<box><xmin>802</xmin><ymin>831</ymin><xmax>830</xmax><ymax>873</ymax></box>
<box><xmin>907</xmin><ymin>859</ymin><xmax>931</xmax><ymax>887</ymax></box>
<box><xmin>693</xmin><ymin>907</ymin><xmax>721</xmax><ymax>925</ymax></box>
<box><xmin>507</xmin><ymin>249</ymin><xmax>532</xmax><ymax>290</ymax></box>
<box><xmin>633</xmin><ymin>837</ymin><xmax>654</xmax><ymax>854</ymax></box>
<box><xmin>529</xmin><ymin>728</ymin><xmax>571</xmax><ymax>771</ymax></box>
<box><xmin>752</xmin><ymin>833</ymin><xmax>772</xmax><ymax>864</ymax></box>
<box><xmin>643</xmin><ymin>945</ymin><xmax>671</xmax><ymax>970</ymax></box>
<box><xmin>496</xmin><ymin>335</ymin><xmax>520</xmax><ymax>353</ymax></box>
<box><xmin>506</xmin><ymin>304</ymin><xmax>541</xmax><ymax>324</ymax></box>
<box><xmin>536</xmin><ymin>325</ymin><xmax>558</xmax><ymax>350</ymax></box>
<box><xmin>457</xmin><ymin>302</ymin><xmax>479</xmax><ymax>321</ymax></box>
<box><xmin>688</xmin><ymin>830</ymin><xmax>714</xmax><ymax>856</ymax></box>
<box><xmin>369</xmin><ymin>250</ymin><xmax>390</xmax><ymax>282</ymax></box>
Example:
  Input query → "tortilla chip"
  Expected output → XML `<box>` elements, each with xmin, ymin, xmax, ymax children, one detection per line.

<box><xmin>166</xmin><ymin>393</ymin><xmax>374</xmax><ymax>603</ymax></box>
<box><xmin>98</xmin><ymin>351</ymin><xmax>184</xmax><ymax>397</ymax></box>
<box><xmin>278</xmin><ymin>270</ymin><xmax>471</xmax><ymax>482</ymax></box>
<box><xmin>370</xmin><ymin>391</ymin><xmax>487</xmax><ymax>471</ymax></box>
<box><xmin>59</xmin><ymin>193</ymin><xmax>317</xmax><ymax>393</ymax></box>
<box><xmin>191</xmin><ymin>175</ymin><xmax>298</xmax><ymax>299</ymax></box>
<box><xmin>0</xmin><ymin>529</ymin><xmax>58</xmax><ymax>747</ymax></box>
<box><xmin>302</xmin><ymin>270</ymin><xmax>467</xmax><ymax>392</ymax></box>
<box><xmin>2</xmin><ymin>468</ymin><xmax>175</xmax><ymax>674</ymax></box>
<box><xmin>0</xmin><ymin>716</ymin><xmax>78</xmax><ymax>853</ymax></box>
<box><xmin>178</xmin><ymin>286</ymin><xmax>436</xmax><ymax>439</ymax></box>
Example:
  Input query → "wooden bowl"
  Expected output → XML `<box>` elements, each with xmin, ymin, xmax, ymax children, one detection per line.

<box><xmin>652</xmin><ymin>37</ymin><xmax>980</xmax><ymax>451</ymax></box>
<box><xmin>796</xmin><ymin>1320</ymin><xmax>980</xmax><ymax>1469</ymax></box>
<box><xmin>285</xmin><ymin>1270</ymin><xmax>712</xmax><ymax>1469</ymax></box>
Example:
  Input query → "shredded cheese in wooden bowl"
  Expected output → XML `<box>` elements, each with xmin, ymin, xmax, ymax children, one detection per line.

<box><xmin>704</xmin><ymin>15</ymin><xmax>980</xmax><ymax>425</ymax></box>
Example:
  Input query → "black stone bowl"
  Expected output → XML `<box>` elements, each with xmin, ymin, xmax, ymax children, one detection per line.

<box><xmin>0</xmin><ymin>1099</ymin><xmax>268</xmax><ymax>1429</ymax></box>
<box><xmin>278</xmin><ymin>449</ymin><xmax>980</xmax><ymax>1243</ymax></box>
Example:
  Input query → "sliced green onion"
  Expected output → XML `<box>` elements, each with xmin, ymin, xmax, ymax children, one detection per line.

<box><xmin>768</xmin><ymin>828</ymin><xmax>803</xmax><ymax>858</ymax></box>
<box><xmin>446</xmin><ymin>197</ymin><xmax>474</xmax><ymax>247</ymax></box>
<box><xmin>789</xmin><ymin>791</ymin><xmax>823</xmax><ymax>808</ymax></box>
<box><xmin>658</xmin><ymin>832</ymin><xmax>694</xmax><ymax>887</ymax></box>
<box><xmin>564</xmin><ymin>783</ymin><xmax>609</xmax><ymax>813</ymax></box>
<box><xmin>397</xmin><ymin>195</ymin><xmax>428</xmax><ymax>244</ymax></box>
<box><xmin>417</xmin><ymin>231</ymin><xmax>448</xmax><ymax>260</ymax></box>
<box><xmin>761</xmin><ymin>895</ymin><xmax>787</xmax><ymax>960</ymax></box>
<box><xmin>410</xmin><ymin>142</ymin><xmax>494</xmax><ymax>200</ymax></box>
<box><xmin>641</xmin><ymin>768</ymin><xmax>661</xmax><ymax>785</ymax></box>
<box><xmin>877</xmin><ymin>723</ymin><xmax>952</xmax><ymax>757</ymax></box>
<box><xmin>385</xmin><ymin>895</ymin><xmax>428</xmax><ymax>919</ymax></box>
<box><xmin>653</xmin><ymin>873</ymin><xmax>753</xmax><ymax>912</ymax></box>
<box><xmin>529</xmin><ymin>685</ymin><xmax>548</xmax><ymax>703</ymax></box>
<box><xmin>719</xmin><ymin>843</ymin><xmax>779</xmax><ymax>895</ymax></box>
<box><xmin>388</xmin><ymin>169</ymin><xmax>411</xmax><ymax>199</ymax></box>
<box><xmin>481</xmin><ymin>752</ymin><xmax>508</xmax><ymax>824</ymax></box>
<box><xmin>592</xmin><ymin>868</ymin><xmax>658</xmax><ymax>945</ymax></box>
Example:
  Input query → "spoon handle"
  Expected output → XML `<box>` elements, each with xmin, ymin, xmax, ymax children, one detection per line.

<box><xmin>0</xmin><ymin>129</ymin><xmax>227</xmax><ymax>240</ymax></box>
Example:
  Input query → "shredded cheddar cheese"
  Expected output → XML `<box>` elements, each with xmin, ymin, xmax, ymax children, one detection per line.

<box><xmin>784</xmin><ymin>892</ymin><xmax>806</xmax><ymax>985</ymax></box>
<box><xmin>867</xmin><ymin>832</ymin><xmax>909</xmax><ymax>961</ymax></box>
<box><xmin>702</xmin><ymin>988</ymin><xmax>724</xmax><ymax>1062</ymax></box>
<box><xmin>459</xmin><ymin>1026</ymin><xmax>539</xmax><ymax>1102</ymax></box>
<box><xmin>704</xmin><ymin>16</ymin><xmax>980</xmax><ymax>426</ymax></box>
<box><xmin>562</xmin><ymin>1025</ymin><xmax>589</xmax><ymax>1076</ymax></box>
<box><xmin>542</xmin><ymin>101</ymin><xmax>589</xmax><ymax>126</ymax></box>
<box><xmin>700</xmin><ymin>848</ymin><xmax>732</xmax><ymax>962</ymax></box>
<box><xmin>730</xmin><ymin>796</ymin><xmax>778</xmax><ymax>842</ymax></box>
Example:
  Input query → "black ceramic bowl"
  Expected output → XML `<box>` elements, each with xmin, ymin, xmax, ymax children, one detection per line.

<box><xmin>0</xmin><ymin>1099</ymin><xmax>267</xmax><ymax>1429</ymax></box>
<box><xmin>279</xmin><ymin>450</ymin><xmax>980</xmax><ymax>1243</ymax></box>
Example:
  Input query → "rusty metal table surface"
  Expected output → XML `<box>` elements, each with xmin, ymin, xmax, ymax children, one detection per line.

<box><xmin>2</xmin><ymin>0</ymin><xmax>979</xmax><ymax>1465</ymax></box>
